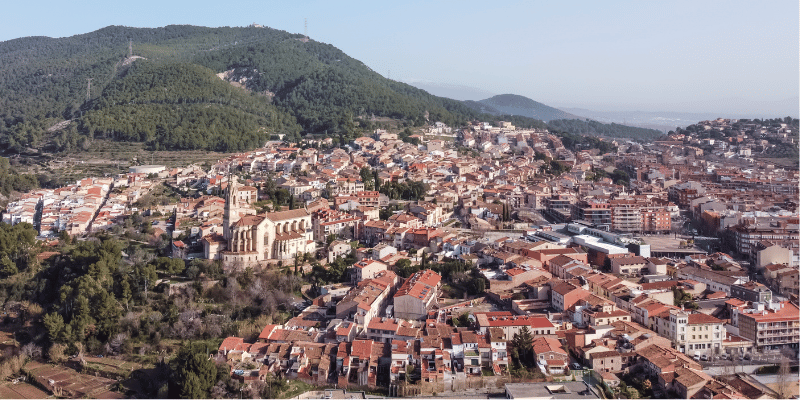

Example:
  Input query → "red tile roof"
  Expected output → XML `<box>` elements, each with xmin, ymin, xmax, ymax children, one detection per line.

<box><xmin>483</xmin><ymin>315</ymin><xmax>554</xmax><ymax>329</ymax></box>
<box><xmin>532</xmin><ymin>337</ymin><xmax>566</xmax><ymax>355</ymax></box>
<box><xmin>367</xmin><ymin>318</ymin><xmax>400</xmax><ymax>332</ymax></box>
<box><xmin>394</xmin><ymin>269</ymin><xmax>441</xmax><ymax>301</ymax></box>
<box><xmin>351</xmin><ymin>339</ymin><xmax>373</xmax><ymax>359</ymax></box>
<box><xmin>740</xmin><ymin>301</ymin><xmax>799</xmax><ymax>323</ymax></box>
<box><xmin>687</xmin><ymin>313</ymin><xmax>723</xmax><ymax>325</ymax></box>
<box><xmin>219</xmin><ymin>337</ymin><xmax>244</xmax><ymax>352</ymax></box>
<box><xmin>258</xmin><ymin>324</ymin><xmax>279</xmax><ymax>340</ymax></box>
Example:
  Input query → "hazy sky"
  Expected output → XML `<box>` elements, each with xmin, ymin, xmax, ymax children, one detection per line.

<box><xmin>2</xmin><ymin>1</ymin><xmax>797</xmax><ymax>113</ymax></box>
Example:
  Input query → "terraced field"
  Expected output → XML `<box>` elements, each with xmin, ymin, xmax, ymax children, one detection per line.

<box><xmin>82</xmin><ymin>356</ymin><xmax>142</xmax><ymax>379</ymax></box>
<box><xmin>0</xmin><ymin>381</ymin><xmax>49</xmax><ymax>399</ymax></box>
<box><xmin>23</xmin><ymin>360</ymin><xmax>124</xmax><ymax>399</ymax></box>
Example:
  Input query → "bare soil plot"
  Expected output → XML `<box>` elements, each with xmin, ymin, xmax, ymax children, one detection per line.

<box><xmin>82</xmin><ymin>356</ymin><xmax>141</xmax><ymax>379</ymax></box>
<box><xmin>23</xmin><ymin>360</ymin><xmax>120</xmax><ymax>398</ymax></box>
<box><xmin>0</xmin><ymin>382</ymin><xmax>49</xmax><ymax>399</ymax></box>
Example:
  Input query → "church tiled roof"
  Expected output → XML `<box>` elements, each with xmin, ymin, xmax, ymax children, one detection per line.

<box><xmin>232</xmin><ymin>215</ymin><xmax>265</xmax><ymax>227</ymax></box>
<box><xmin>266</xmin><ymin>208</ymin><xmax>310</xmax><ymax>221</ymax></box>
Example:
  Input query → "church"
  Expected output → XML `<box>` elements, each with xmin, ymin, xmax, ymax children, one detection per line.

<box><xmin>202</xmin><ymin>178</ymin><xmax>315</xmax><ymax>268</ymax></box>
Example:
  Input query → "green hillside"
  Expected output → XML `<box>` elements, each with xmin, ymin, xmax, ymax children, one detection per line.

<box><xmin>0</xmin><ymin>25</ymin><xmax>492</xmax><ymax>152</ymax></box>
<box><xmin>77</xmin><ymin>61</ymin><xmax>299</xmax><ymax>151</ymax></box>
<box><xmin>0</xmin><ymin>24</ymin><xmax>664</xmax><ymax>153</ymax></box>
<box><xmin>478</xmin><ymin>94</ymin><xmax>581</xmax><ymax>121</ymax></box>
<box><xmin>191</xmin><ymin>38</ymin><xmax>487</xmax><ymax>132</ymax></box>
<box><xmin>547</xmin><ymin>119</ymin><xmax>664</xmax><ymax>141</ymax></box>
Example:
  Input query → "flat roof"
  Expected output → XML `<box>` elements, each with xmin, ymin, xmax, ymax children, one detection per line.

<box><xmin>505</xmin><ymin>382</ymin><xmax>599</xmax><ymax>399</ymax></box>
<box><xmin>572</xmin><ymin>235</ymin><xmax>628</xmax><ymax>254</ymax></box>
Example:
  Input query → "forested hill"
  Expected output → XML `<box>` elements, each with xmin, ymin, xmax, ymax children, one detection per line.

<box><xmin>0</xmin><ymin>24</ymin><xmax>662</xmax><ymax>152</ymax></box>
<box><xmin>77</xmin><ymin>61</ymin><xmax>300</xmax><ymax>151</ymax></box>
<box><xmin>547</xmin><ymin>119</ymin><xmax>665</xmax><ymax>141</ymax></box>
<box><xmin>475</xmin><ymin>94</ymin><xmax>581</xmax><ymax>121</ymax></box>
<box><xmin>0</xmin><ymin>25</ymin><xmax>494</xmax><ymax>152</ymax></box>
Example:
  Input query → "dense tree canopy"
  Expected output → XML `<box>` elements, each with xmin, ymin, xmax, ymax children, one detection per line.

<box><xmin>548</xmin><ymin>119</ymin><xmax>664</xmax><ymax>142</ymax></box>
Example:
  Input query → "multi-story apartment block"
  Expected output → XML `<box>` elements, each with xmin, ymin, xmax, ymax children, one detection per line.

<box><xmin>544</xmin><ymin>194</ymin><xmax>575</xmax><ymax>222</ymax></box>
<box><xmin>312</xmin><ymin>208</ymin><xmax>360</xmax><ymax>242</ymax></box>
<box><xmin>653</xmin><ymin>310</ymin><xmax>724</xmax><ymax>357</ymax></box>
<box><xmin>735</xmin><ymin>301</ymin><xmax>800</xmax><ymax>352</ymax></box>
<box><xmin>610</xmin><ymin>200</ymin><xmax>641</xmax><ymax>233</ymax></box>
<box><xmin>393</xmin><ymin>269</ymin><xmax>441</xmax><ymax>320</ymax></box>
<box><xmin>640</xmin><ymin>206</ymin><xmax>671</xmax><ymax>233</ymax></box>
<box><xmin>336</xmin><ymin>270</ymin><xmax>398</xmax><ymax>328</ymax></box>
<box><xmin>731</xmin><ymin>218</ymin><xmax>799</xmax><ymax>262</ymax></box>
<box><xmin>668</xmin><ymin>181</ymin><xmax>706</xmax><ymax>209</ymax></box>
<box><xmin>356</xmin><ymin>191</ymin><xmax>381</xmax><ymax>207</ymax></box>
<box><xmin>571</xmin><ymin>199</ymin><xmax>612</xmax><ymax>230</ymax></box>
<box><xmin>730</xmin><ymin>282</ymin><xmax>772</xmax><ymax>303</ymax></box>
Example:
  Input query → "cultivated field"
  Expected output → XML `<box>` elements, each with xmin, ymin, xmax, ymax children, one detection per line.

<box><xmin>0</xmin><ymin>381</ymin><xmax>49</xmax><ymax>399</ymax></box>
<box><xmin>23</xmin><ymin>360</ymin><xmax>123</xmax><ymax>398</ymax></box>
<box><xmin>81</xmin><ymin>356</ymin><xmax>142</xmax><ymax>379</ymax></box>
<box><xmin>12</xmin><ymin>139</ymin><xmax>235</xmax><ymax>185</ymax></box>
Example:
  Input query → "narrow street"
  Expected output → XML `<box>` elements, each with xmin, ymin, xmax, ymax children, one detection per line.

<box><xmin>87</xmin><ymin>182</ymin><xmax>114</xmax><ymax>233</ymax></box>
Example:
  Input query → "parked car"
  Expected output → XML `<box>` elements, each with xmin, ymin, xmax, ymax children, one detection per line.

<box><xmin>700</xmin><ymin>354</ymin><xmax>708</xmax><ymax>361</ymax></box>
<box><xmin>571</xmin><ymin>363</ymin><xmax>583</xmax><ymax>370</ymax></box>
<box><xmin>693</xmin><ymin>354</ymin><xmax>700</xmax><ymax>361</ymax></box>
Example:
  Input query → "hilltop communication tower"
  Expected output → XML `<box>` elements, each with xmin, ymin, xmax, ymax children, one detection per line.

<box><xmin>86</xmin><ymin>78</ymin><xmax>93</xmax><ymax>102</ymax></box>
<box><xmin>304</xmin><ymin>18</ymin><xmax>308</xmax><ymax>39</ymax></box>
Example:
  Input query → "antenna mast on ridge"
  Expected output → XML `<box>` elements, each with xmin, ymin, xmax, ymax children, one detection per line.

<box><xmin>304</xmin><ymin>18</ymin><xmax>308</xmax><ymax>39</ymax></box>
<box><xmin>86</xmin><ymin>78</ymin><xmax>93</xmax><ymax>102</ymax></box>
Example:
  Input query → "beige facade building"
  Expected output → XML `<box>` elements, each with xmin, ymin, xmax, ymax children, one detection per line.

<box><xmin>653</xmin><ymin>310</ymin><xmax>724</xmax><ymax>357</ymax></box>
<box><xmin>203</xmin><ymin>178</ymin><xmax>315</xmax><ymax>268</ymax></box>
<box><xmin>393</xmin><ymin>269</ymin><xmax>441</xmax><ymax>320</ymax></box>
<box><xmin>756</xmin><ymin>244</ymin><xmax>794</xmax><ymax>268</ymax></box>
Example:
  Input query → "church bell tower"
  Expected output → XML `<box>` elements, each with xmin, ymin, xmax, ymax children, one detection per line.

<box><xmin>223</xmin><ymin>172</ymin><xmax>238</xmax><ymax>241</ymax></box>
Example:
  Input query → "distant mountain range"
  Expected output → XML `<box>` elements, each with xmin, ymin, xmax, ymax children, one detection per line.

<box><xmin>560</xmin><ymin>106</ymin><xmax>799</xmax><ymax>132</ymax></box>
<box><xmin>463</xmin><ymin>94</ymin><xmax>583</xmax><ymax>122</ymax></box>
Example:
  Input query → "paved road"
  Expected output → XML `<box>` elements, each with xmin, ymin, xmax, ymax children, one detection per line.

<box><xmin>752</xmin><ymin>374</ymin><xmax>784</xmax><ymax>385</ymax></box>
<box><xmin>703</xmin><ymin>364</ymin><xmax>763</xmax><ymax>375</ymax></box>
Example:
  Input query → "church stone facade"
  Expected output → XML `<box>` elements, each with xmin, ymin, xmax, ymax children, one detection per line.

<box><xmin>203</xmin><ymin>178</ymin><xmax>315</xmax><ymax>268</ymax></box>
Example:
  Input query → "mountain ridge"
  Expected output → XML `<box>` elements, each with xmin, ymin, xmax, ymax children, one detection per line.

<box><xmin>0</xmin><ymin>24</ymin><xmax>663</xmax><ymax>152</ymax></box>
<box><xmin>476</xmin><ymin>94</ymin><xmax>582</xmax><ymax>122</ymax></box>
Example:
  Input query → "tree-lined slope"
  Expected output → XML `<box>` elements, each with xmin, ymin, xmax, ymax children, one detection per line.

<box><xmin>79</xmin><ymin>61</ymin><xmax>300</xmax><ymax>151</ymax></box>
<box><xmin>0</xmin><ymin>24</ymin><xmax>664</xmax><ymax>152</ymax></box>
<box><xmin>477</xmin><ymin>94</ymin><xmax>581</xmax><ymax>121</ymax></box>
